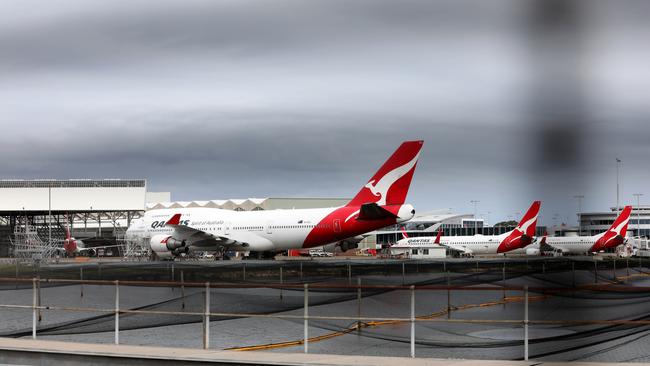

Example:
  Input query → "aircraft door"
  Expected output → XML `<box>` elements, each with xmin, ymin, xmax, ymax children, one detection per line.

<box><xmin>266</xmin><ymin>221</ymin><xmax>273</xmax><ymax>235</ymax></box>
<box><xmin>333</xmin><ymin>219</ymin><xmax>341</xmax><ymax>233</ymax></box>
<box><xmin>225</xmin><ymin>222</ymin><xmax>231</xmax><ymax>235</ymax></box>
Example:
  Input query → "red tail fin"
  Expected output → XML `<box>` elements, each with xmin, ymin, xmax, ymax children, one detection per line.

<box><xmin>166</xmin><ymin>213</ymin><xmax>182</xmax><ymax>226</ymax></box>
<box><xmin>516</xmin><ymin>201</ymin><xmax>541</xmax><ymax>237</ymax></box>
<box><xmin>435</xmin><ymin>228</ymin><xmax>442</xmax><ymax>244</ymax></box>
<box><xmin>65</xmin><ymin>215</ymin><xmax>71</xmax><ymax>240</ymax></box>
<box><xmin>347</xmin><ymin>140</ymin><xmax>423</xmax><ymax>207</ymax></box>
<box><xmin>401</xmin><ymin>226</ymin><xmax>409</xmax><ymax>239</ymax></box>
<box><xmin>609</xmin><ymin>205</ymin><xmax>632</xmax><ymax>237</ymax></box>
<box><xmin>496</xmin><ymin>201</ymin><xmax>541</xmax><ymax>253</ymax></box>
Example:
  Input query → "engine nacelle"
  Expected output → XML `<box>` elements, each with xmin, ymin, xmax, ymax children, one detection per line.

<box><xmin>397</xmin><ymin>204</ymin><xmax>416</xmax><ymax>223</ymax></box>
<box><xmin>150</xmin><ymin>235</ymin><xmax>187</xmax><ymax>256</ymax></box>
<box><xmin>525</xmin><ymin>248</ymin><xmax>540</xmax><ymax>256</ymax></box>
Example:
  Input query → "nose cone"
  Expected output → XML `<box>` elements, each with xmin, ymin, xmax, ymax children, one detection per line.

<box><xmin>397</xmin><ymin>204</ymin><xmax>415</xmax><ymax>223</ymax></box>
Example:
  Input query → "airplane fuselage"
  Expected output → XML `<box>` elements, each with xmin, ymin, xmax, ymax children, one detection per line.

<box><xmin>127</xmin><ymin>205</ymin><xmax>414</xmax><ymax>257</ymax></box>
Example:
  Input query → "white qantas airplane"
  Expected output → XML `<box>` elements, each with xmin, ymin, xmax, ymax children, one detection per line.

<box><xmin>126</xmin><ymin>140</ymin><xmax>423</xmax><ymax>259</ymax></box>
<box><xmin>394</xmin><ymin>201</ymin><xmax>541</xmax><ymax>256</ymax></box>
<box><xmin>544</xmin><ymin>205</ymin><xmax>632</xmax><ymax>254</ymax></box>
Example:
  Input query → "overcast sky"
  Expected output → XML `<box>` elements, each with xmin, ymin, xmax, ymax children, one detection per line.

<box><xmin>1</xmin><ymin>0</ymin><xmax>649</xmax><ymax>225</ymax></box>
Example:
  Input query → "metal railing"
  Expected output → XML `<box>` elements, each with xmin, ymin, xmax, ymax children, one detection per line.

<box><xmin>2</xmin><ymin>277</ymin><xmax>650</xmax><ymax>360</ymax></box>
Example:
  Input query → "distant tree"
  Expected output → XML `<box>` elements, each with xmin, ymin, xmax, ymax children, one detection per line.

<box><xmin>494</xmin><ymin>220</ymin><xmax>518</xmax><ymax>227</ymax></box>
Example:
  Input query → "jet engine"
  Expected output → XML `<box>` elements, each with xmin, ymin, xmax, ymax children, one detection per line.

<box><xmin>149</xmin><ymin>235</ymin><xmax>188</xmax><ymax>258</ymax></box>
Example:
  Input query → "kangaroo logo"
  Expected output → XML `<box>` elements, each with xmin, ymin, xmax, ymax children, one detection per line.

<box><xmin>516</xmin><ymin>215</ymin><xmax>537</xmax><ymax>236</ymax></box>
<box><xmin>610</xmin><ymin>218</ymin><xmax>629</xmax><ymax>236</ymax></box>
<box><xmin>344</xmin><ymin>152</ymin><xmax>420</xmax><ymax>223</ymax></box>
<box><xmin>363</xmin><ymin>152</ymin><xmax>420</xmax><ymax>206</ymax></box>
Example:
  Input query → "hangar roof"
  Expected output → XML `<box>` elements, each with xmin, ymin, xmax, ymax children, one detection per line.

<box><xmin>0</xmin><ymin>179</ymin><xmax>146</xmax><ymax>213</ymax></box>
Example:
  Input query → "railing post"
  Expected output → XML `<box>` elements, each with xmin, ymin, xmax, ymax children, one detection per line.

<box><xmin>114</xmin><ymin>280</ymin><xmax>119</xmax><ymax>345</ymax></box>
<box><xmin>180</xmin><ymin>270</ymin><xmax>185</xmax><ymax>309</ymax></box>
<box><xmin>37</xmin><ymin>274</ymin><xmax>42</xmax><ymax>322</ymax></box>
<box><xmin>304</xmin><ymin>283</ymin><xmax>309</xmax><ymax>353</ymax></box>
<box><xmin>524</xmin><ymin>285</ymin><xmax>529</xmax><ymax>361</ymax></box>
<box><xmin>410</xmin><ymin>285</ymin><xmax>415</xmax><ymax>358</ymax></box>
<box><xmin>572</xmin><ymin>261</ymin><xmax>575</xmax><ymax>288</ymax></box>
<box><xmin>300</xmin><ymin>262</ymin><xmax>303</xmax><ymax>281</ymax></box>
<box><xmin>613</xmin><ymin>258</ymin><xmax>617</xmax><ymax>281</ymax></box>
<box><xmin>32</xmin><ymin>277</ymin><xmax>37</xmax><ymax>339</ymax></box>
<box><xmin>502</xmin><ymin>262</ymin><xmax>506</xmax><ymax>303</ymax></box>
<box><xmin>203</xmin><ymin>282</ymin><xmax>210</xmax><ymax>349</ymax></box>
<box><xmin>357</xmin><ymin>277</ymin><xmax>362</xmax><ymax>333</ymax></box>
<box><xmin>347</xmin><ymin>263</ymin><xmax>352</xmax><ymax>285</ymax></box>
<box><xmin>447</xmin><ymin>271</ymin><xmax>451</xmax><ymax>319</ymax></box>
<box><xmin>80</xmin><ymin>267</ymin><xmax>84</xmax><ymax>298</ymax></box>
<box><xmin>171</xmin><ymin>263</ymin><xmax>175</xmax><ymax>292</ymax></box>
<box><xmin>15</xmin><ymin>259</ymin><xmax>19</xmax><ymax>290</ymax></box>
<box><xmin>594</xmin><ymin>261</ymin><xmax>598</xmax><ymax>283</ymax></box>
<box><xmin>279</xmin><ymin>266</ymin><xmax>283</xmax><ymax>300</ymax></box>
<box><xmin>242</xmin><ymin>263</ymin><xmax>246</xmax><ymax>281</ymax></box>
<box><xmin>402</xmin><ymin>262</ymin><xmax>406</xmax><ymax>285</ymax></box>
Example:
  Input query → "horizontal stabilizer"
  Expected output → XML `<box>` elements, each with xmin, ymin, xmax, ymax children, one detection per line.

<box><xmin>357</xmin><ymin>203</ymin><xmax>399</xmax><ymax>221</ymax></box>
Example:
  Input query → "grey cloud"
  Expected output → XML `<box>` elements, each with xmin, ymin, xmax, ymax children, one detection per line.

<box><xmin>0</xmin><ymin>0</ymin><xmax>649</xmax><ymax>224</ymax></box>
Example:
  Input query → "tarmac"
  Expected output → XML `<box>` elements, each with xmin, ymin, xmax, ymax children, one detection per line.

<box><xmin>1</xmin><ymin>257</ymin><xmax>649</xmax><ymax>363</ymax></box>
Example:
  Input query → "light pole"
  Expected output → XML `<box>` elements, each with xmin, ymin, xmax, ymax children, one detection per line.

<box><xmin>633</xmin><ymin>194</ymin><xmax>643</xmax><ymax>238</ymax></box>
<box><xmin>616</xmin><ymin>158</ymin><xmax>621</xmax><ymax>215</ymax></box>
<box><xmin>574</xmin><ymin>195</ymin><xmax>584</xmax><ymax>235</ymax></box>
<box><xmin>470</xmin><ymin>200</ymin><xmax>479</xmax><ymax>235</ymax></box>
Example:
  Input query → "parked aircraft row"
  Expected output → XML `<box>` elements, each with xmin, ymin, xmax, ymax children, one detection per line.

<box><xmin>124</xmin><ymin>140</ymin><xmax>633</xmax><ymax>259</ymax></box>
<box><xmin>395</xmin><ymin>205</ymin><xmax>633</xmax><ymax>256</ymax></box>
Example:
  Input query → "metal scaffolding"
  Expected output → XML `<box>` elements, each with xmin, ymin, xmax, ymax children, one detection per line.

<box><xmin>10</xmin><ymin>217</ymin><xmax>59</xmax><ymax>261</ymax></box>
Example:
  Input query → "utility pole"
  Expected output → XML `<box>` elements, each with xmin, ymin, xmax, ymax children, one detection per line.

<box><xmin>633</xmin><ymin>194</ymin><xmax>643</xmax><ymax>238</ymax></box>
<box><xmin>616</xmin><ymin>158</ymin><xmax>621</xmax><ymax>216</ymax></box>
<box><xmin>48</xmin><ymin>186</ymin><xmax>52</xmax><ymax>247</ymax></box>
<box><xmin>574</xmin><ymin>195</ymin><xmax>584</xmax><ymax>235</ymax></box>
<box><xmin>470</xmin><ymin>200</ymin><xmax>479</xmax><ymax>235</ymax></box>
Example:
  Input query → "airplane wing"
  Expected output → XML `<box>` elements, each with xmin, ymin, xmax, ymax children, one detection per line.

<box><xmin>440</xmin><ymin>242</ymin><xmax>473</xmax><ymax>255</ymax></box>
<box><xmin>164</xmin><ymin>214</ymin><xmax>257</xmax><ymax>249</ymax></box>
<box><xmin>77</xmin><ymin>244</ymin><xmax>124</xmax><ymax>252</ymax></box>
<box><xmin>537</xmin><ymin>236</ymin><xmax>556</xmax><ymax>252</ymax></box>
